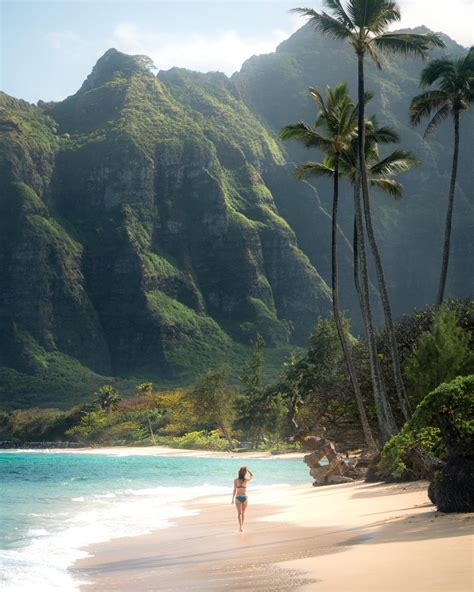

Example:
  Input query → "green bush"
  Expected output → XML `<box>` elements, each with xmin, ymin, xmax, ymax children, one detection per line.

<box><xmin>173</xmin><ymin>429</ymin><xmax>231</xmax><ymax>451</ymax></box>
<box><xmin>378</xmin><ymin>375</ymin><xmax>474</xmax><ymax>480</ymax></box>
<box><xmin>256</xmin><ymin>440</ymin><xmax>302</xmax><ymax>452</ymax></box>
<box><xmin>406</xmin><ymin>306</ymin><xmax>474</xmax><ymax>404</ymax></box>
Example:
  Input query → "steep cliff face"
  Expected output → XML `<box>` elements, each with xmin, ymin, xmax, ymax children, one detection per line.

<box><xmin>0</xmin><ymin>95</ymin><xmax>111</xmax><ymax>379</ymax></box>
<box><xmin>1</xmin><ymin>26</ymin><xmax>472</xmax><ymax>407</ymax></box>
<box><xmin>0</xmin><ymin>49</ymin><xmax>332</xmax><ymax>405</ymax></box>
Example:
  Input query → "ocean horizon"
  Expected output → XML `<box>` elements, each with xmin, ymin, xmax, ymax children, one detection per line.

<box><xmin>0</xmin><ymin>450</ymin><xmax>310</xmax><ymax>591</ymax></box>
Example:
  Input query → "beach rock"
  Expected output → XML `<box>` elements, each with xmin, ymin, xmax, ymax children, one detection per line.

<box><xmin>428</xmin><ymin>409</ymin><xmax>474</xmax><ymax>513</ymax></box>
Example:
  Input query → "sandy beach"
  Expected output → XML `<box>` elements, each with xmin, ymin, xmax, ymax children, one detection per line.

<box><xmin>73</xmin><ymin>479</ymin><xmax>473</xmax><ymax>591</ymax></box>
<box><xmin>36</xmin><ymin>446</ymin><xmax>307</xmax><ymax>459</ymax></box>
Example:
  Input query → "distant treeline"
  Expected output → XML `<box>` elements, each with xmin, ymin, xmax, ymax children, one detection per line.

<box><xmin>1</xmin><ymin>300</ymin><xmax>472</xmax><ymax>454</ymax></box>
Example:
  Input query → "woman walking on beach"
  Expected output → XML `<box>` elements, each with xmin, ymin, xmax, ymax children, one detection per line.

<box><xmin>232</xmin><ymin>466</ymin><xmax>253</xmax><ymax>532</ymax></box>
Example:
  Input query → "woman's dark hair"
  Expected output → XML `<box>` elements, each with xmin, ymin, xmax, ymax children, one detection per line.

<box><xmin>238</xmin><ymin>466</ymin><xmax>247</xmax><ymax>480</ymax></box>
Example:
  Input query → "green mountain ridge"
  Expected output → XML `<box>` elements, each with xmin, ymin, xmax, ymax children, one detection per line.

<box><xmin>234</xmin><ymin>24</ymin><xmax>473</xmax><ymax>314</ymax></box>
<box><xmin>0</xmin><ymin>25</ymin><xmax>472</xmax><ymax>408</ymax></box>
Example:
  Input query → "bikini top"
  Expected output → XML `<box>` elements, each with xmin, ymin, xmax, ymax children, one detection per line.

<box><xmin>236</xmin><ymin>480</ymin><xmax>247</xmax><ymax>489</ymax></box>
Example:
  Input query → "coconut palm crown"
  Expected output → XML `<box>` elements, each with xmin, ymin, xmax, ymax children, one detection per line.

<box><xmin>410</xmin><ymin>47</ymin><xmax>474</xmax><ymax>305</ymax></box>
<box><xmin>280</xmin><ymin>83</ymin><xmax>358</xmax><ymax>157</ymax></box>
<box><xmin>293</xmin><ymin>1</ymin><xmax>444</xmax><ymax>63</ymax></box>
<box><xmin>280</xmin><ymin>83</ymin><xmax>378</xmax><ymax>449</ymax></box>
<box><xmin>296</xmin><ymin>117</ymin><xmax>419</xmax><ymax>196</ymax></box>
<box><xmin>410</xmin><ymin>48</ymin><xmax>474</xmax><ymax>136</ymax></box>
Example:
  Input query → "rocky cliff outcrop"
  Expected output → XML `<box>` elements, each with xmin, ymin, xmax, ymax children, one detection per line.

<box><xmin>1</xmin><ymin>25</ymin><xmax>472</xmax><ymax>407</ymax></box>
<box><xmin>0</xmin><ymin>50</ymin><xmax>331</xmax><ymax>405</ymax></box>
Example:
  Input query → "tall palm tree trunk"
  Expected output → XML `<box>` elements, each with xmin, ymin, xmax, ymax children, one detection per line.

<box><xmin>353</xmin><ymin>178</ymin><xmax>397</xmax><ymax>442</ymax></box>
<box><xmin>353</xmin><ymin>215</ymin><xmax>361</xmax><ymax>297</ymax></box>
<box><xmin>332</xmin><ymin>161</ymin><xmax>377</xmax><ymax>450</ymax></box>
<box><xmin>357</xmin><ymin>52</ymin><xmax>398</xmax><ymax>440</ymax></box>
<box><xmin>437</xmin><ymin>110</ymin><xmax>460</xmax><ymax>305</ymax></box>
<box><xmin>357</xmin><ymin>51</ymin><xmax>411</xmax><ymax>424</ymax></box>
<box><xmin>360</xmin><ymin>174</ymin><xmax>412</xmax><ymax>420</ymax></box>
<box><xmin>147</xmin><ymin>411</ymin><xmax>157</xmax><ymax>445</ymax></box>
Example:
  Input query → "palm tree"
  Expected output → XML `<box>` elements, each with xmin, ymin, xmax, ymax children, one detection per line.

<box><xmin>293</xmin><ymin>1</ymin><xmax>443</xmax><ymax>428</ymax></box>
<box><xmin>94</xmin><ymin>385</ymin><xmax>121</xmax><ymax>413</ymax></box>
<box><xmin>297</xmin><ymin>118</ymin><xmax>417</xmax><ymax>435</ymax></box>
<box><xmin>280</xmin><ymin>83</ymin><xmax>377</xmax><ymax>450</ymax></box>
<box><xmin>342</xmin><ymin>122</ymin><xmax>417</xmax><ymax>422</ymax></box>
<box><xmin>136</xmin><ymin>382</ymin><xmax>157</xmax><ymax>444</ymax></box>
<box><xmin>410</xmin><ymin>48</ymin><xmax>474</xmax><ymax>305</ymax></box>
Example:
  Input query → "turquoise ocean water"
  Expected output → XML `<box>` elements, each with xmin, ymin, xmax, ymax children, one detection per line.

<box><xmin>0</xmin><ymin>450</ymin><xmax>309</xmax><ymax>591</ymax></box>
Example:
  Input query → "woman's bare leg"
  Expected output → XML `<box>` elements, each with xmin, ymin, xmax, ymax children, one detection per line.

<box><xmin>235</xmin><ymin>501</ymin><xmax>243</xmax><ymax>531</ymax></box>
<box><xmin>241</xmin><ymin>500</ymin><xmax>248</xmax><ymax>530</ymax></box>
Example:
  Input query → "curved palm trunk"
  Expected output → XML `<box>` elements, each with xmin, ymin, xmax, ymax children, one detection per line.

<box><xmin>437</xmin><ymin>110</ymin><xmax>460</xmax><ymax>305</ymax></box>
<box><xmin>332</xmin><ymin>161</ymin><xmax>377</xmax><ymax>451</ymax></box>
<box><xmin>353</xmin><ymin>215</ymin><xmax>361</xmax><ymax>297</ymax></box>
<box><xmin>357</xmin><ymin>52</ymin><xmax>410</xmax><ymax>424</ymax></box>
<box><xmin>360</xmin><ymin>180</ymin><xmax>412</xmax><ymax>420</ymax></box>
<box><xmin>357</xmin><ymin>53</ymin><xmax>398</xmax><ymax>440</ymax></box>
<box><xmin>353</xmin><ymin>178</ymin><xmax>397</xmax><ymax>442</ymax></box>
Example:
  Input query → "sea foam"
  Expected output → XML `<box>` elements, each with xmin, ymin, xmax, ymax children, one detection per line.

<box><xmin>0</xmin><ymin>484</ymin><xmax>227</xmax><ymax>592</ymax></box>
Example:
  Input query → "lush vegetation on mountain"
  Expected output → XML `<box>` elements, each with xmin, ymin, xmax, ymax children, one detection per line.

<box><xmin>0</xmin><ymin>17</ymin><xmax>472</xmax><ymax>429</ymax></box>
<box><xmin>1</xmin><ymin>300</ymin><xmax>472</xmax><ymax>453</ymax></box>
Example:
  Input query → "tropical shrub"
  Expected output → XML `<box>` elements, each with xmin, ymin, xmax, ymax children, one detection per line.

<box><xmin>405</xmin><ymin>306</ymin><xmax>473</xmax><ymax>404</ymax></box>
<box><xmin>173</xmin><ymin>429</ymin><xmax>231</xmax><ymax>451</ymax></box>
<box><xmin>377</xmin><ymin>375</ymin><xmax>474</xmax><ymax>479</ymax></box>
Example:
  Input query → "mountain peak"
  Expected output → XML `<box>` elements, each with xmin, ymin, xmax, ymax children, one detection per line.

<box><xmin>79</xmin><ymin>48</ymin><xmax>155</xmax><ymax>92</ymax></box>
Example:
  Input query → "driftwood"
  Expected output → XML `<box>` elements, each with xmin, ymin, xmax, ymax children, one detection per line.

<box><xmin>292</xmin><ymin>426</ymin><xmax>361</xmax><ymax>486</ymax></box>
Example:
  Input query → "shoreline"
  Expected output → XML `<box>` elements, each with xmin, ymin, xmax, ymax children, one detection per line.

<box><xmin>4</xmin><ymin>445</ymin><xmax>307</xmax><ymax>459</ymax></box>
<box><xmin>72</xmin><ymin>480</ymin><xmax>473</xmax><ymax>591</ymax></box>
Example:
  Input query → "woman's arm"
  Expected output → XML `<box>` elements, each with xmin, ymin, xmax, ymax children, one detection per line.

<box><xmin>247</xmin><ymin>470</ymin><xmax>254</xmax><ymax>481</ymax></box>
<box><xmin>231</xmin><ymin>481</ymin><xmax>236</xmax><ymax>504</ymax></box>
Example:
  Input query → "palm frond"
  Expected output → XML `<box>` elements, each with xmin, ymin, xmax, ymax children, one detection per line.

<box><xmin>423</xmin><ymin>104</ymin><xmax>451</xmax><ymax>137</ymax></box>
<box><xmin>292</xmin><ymin>7</ymin><xmax>354</xmax><ymax>40</ymax></box>
<box><xmin>423</xmin><ymin>32</ymin><xmax>446</xmax><ymax>49</ymax></box>
<box><xmin>366</xmin><ymin>42</ymin><xmax>382</xmax><ymax>68</ymax></box>
<box><xmin>295</xmin><ymin>161</ymin><xmax>335</xmax><ymax>180</ymax></box>
<box><xmin>369</xmin><ymin>178</ymin><xmax>403</xmax><ymax>198</ymax></box>
<box><xmin>308</xmin><ymin>86</ymin><xmax>327</xmax><ymax>114</ymax></box>
<box><xmin>333</xmin><ymin>81</ymin><xmax>350</xmax><ymax>104</ymax></box>
<box><xmin>279</xmin><ymin>122</ymin><xmax>332</xmax><ymax>150</ymax></box>
<box><xmin>409</xmin><ymin>90</ymin><xmax>449</xmax><ymax>126</ymax></box>
<box><xmin>372</xmin><ymin>32</ymin><xmax>445</xmax><ymax>59</ymax></box>
<box><xmin>364</xmin><ymin>89</ymin><xmax>375</xmax><ymax>104</ymax></box>
<box><xmin>279</xmin><ymin>122</ymin><xmax>312</xmax><ymax>141</ymax></box>
<box><xmin>337</xmin><ymin>102</ymin><xmax>358</xmax><ymax>139</ymax></box>
<box><xmin>420</xmin><ymin>58</ymin><xmax>457</xmax><ymax>87</ymax></box>
<box><xmin>370</xmin><ymin>150</ymin><xmax>419</xmax><ymax>176</ymax></box>
<box><xmin>459</xmin><ymin>46</ymin><xmax>474</xmax><ymax>75</ymax></box>
<box><xmin>366</xmin><ymin>2</ymin><xmax>401</xmax><ymax>35</ymax></box>
<box><xmin>368</xmin><ymin>124</ymin><xmax>400</xmax><ymax>144</ymax></box>
<box><xmin>323</xmin><ymin>0</ymin><xmax>354</xmax><ymax>29</ymax></box>
<box><xmin>346</xmin><ymin>0</ymin><xmax>398</xmax><ymax>29</ymax></box>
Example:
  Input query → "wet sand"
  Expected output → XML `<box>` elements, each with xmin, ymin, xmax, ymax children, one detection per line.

<box><xmin>73</xmin><ymin>481</ymin><xmax>473</xmax><ymax>591</ymax></box>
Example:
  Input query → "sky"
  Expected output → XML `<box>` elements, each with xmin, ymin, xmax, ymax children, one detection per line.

<box><xmin>1</xmin><ymin>0</ymin><xmax>473</xmax><ymax>103</ymax></box>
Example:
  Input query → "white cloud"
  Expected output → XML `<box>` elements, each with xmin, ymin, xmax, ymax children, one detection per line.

<box><xmin>45</xmin><ymin>31</ymin><xmax>82</xmax><ymax>50</ymax></box>
<box><xmin>396</xmin><ymin>0</ymin><xmax>473</xmax><ymax>47</ymax></box>
<box><xmin>110</xmin><ymin>16</ymin><xmax>301</xmax><ymax>75</ymax></box>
